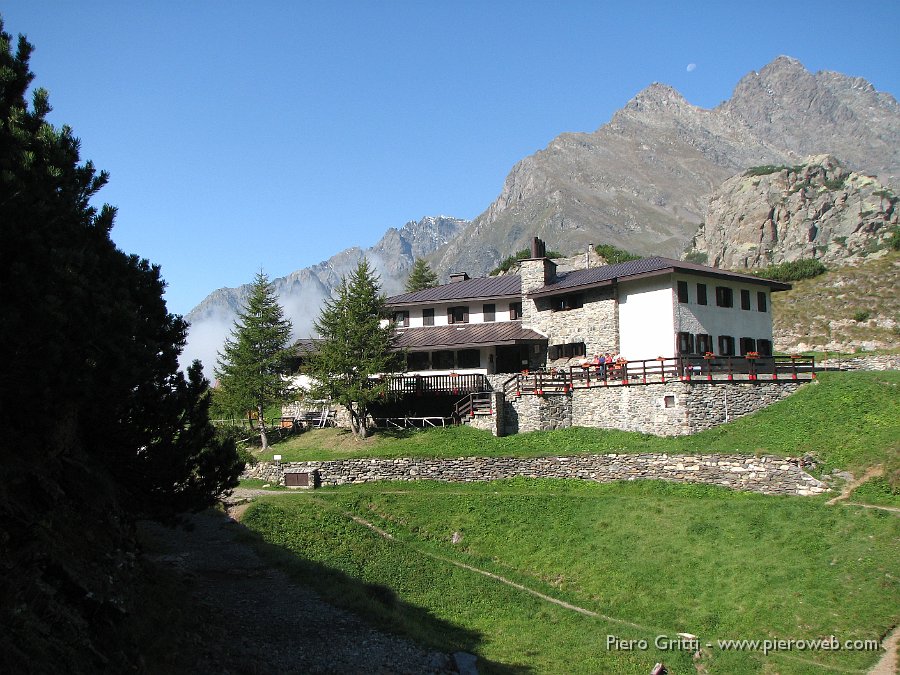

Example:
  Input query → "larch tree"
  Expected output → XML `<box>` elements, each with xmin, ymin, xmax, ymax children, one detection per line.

<box><xmin>215</xmin><ymin>272</ymin><xmax>294</xmax><ymax>449</ymax></box>
<box><xmin>405</xmin><ymin>257</ymin><xmax>439</xmax><ymax>292</ymax></box>
<box><xmin>308</xmin><ymin>259</ymin><xmax>401</xmax><ymax>438</ymax></box>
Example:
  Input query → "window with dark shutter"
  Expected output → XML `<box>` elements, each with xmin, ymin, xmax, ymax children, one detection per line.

<box><xmin>394</xmin><ymin>311</ymin><xmax>409</xmax><ymax>327</ymax></box>
<box><xmin>677</xmin><ymin>281</ymin><xmax>689</xmax><ymax>303</ymax></box>
<box><xmin>447</xmin><ymin>306</ymin><xmax>468</xmax><ymax>324</ymax></box>
<box><xmin>483</xmin><ymin>303</ymin><xmax>495</xmax><ymax>322</ymax></box>
<box><xmin>741</xmin><ymin>289</ymin><xmax>751</xmax><ymax>310</ymax></box>
<box><xmin>718</xmin><ymin>335</ymin><xmax>735</xmax><ymax>356</ymax></box>
<box><xmin>509</xmin><ymin>302</ymin><xmax>522</xmax><ymax>320</ymax></box>
<box><xmin>757</xmin><ymin>339</ymin><xmax>773</xmax><ymax>356</ymax></box>
<box><xmin>696</xmin><ymin>333</ymin><xmax>712</xmax><ymax>354</ymax></box>
<box><xmin>716</xmin><ymin>286</ymin><xmax>733</xmax><ymax>308</ymax></box>
<box><xmin>697</xmin><ymin>283</ymin><xmax>708</xmax><ymax>305</ymax></box>
<box><xmin>422</xmin><ymin>308</ymin><xmax>434</xmax><ymax>326</ymax></box>
<box><xmin>740</xmin><ymin>337</ymin><xmax>757</xmax><ymax>355</ymax></box>
<box><xmin>677</xmin><ymin>331</ymin><xmax>695</xmax><ymax>354</ymax></box>
<box><xmin>757</xmin><ymin>291</ymin><xmax>767</xmax><ymax>312</ymax></box>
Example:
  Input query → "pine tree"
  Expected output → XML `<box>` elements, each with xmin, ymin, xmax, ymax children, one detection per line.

<box><xmin>215</xmin><ymin>272</ymin><xmax>294</xmax><ymax>449</ymax></box>
<box><xmin>309</xmin><ymin>259</ymin><xmax>401</xmax><ymax>438</ymax></box>
<box><xmin>405</xmin><ymin>257</ymin><xmax>439</xmax><ymax>292</ymax></box>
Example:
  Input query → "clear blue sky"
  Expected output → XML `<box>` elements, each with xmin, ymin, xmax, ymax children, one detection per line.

<box><xmin>4</xmin><ymin>1</ymin><xmax>899</xmax><ymax>315</ymax></box>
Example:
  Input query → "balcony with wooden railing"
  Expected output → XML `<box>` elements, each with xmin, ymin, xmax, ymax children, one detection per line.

<box><xmin>503</xmin><ymin>355</ymin><xmax>815</xmax><ymax>397</ymax></box>
<box><xmin>384</xmin><ymin>373</ymin><xmax>490</xmax><ymax>397</ymax></box>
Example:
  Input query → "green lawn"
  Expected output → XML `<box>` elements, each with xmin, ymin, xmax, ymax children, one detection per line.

<box><xmin>261</xmin><ymin>372</ymin><xmax>900</xmax><ymax>479</ymax></box>
<box><xmin>241</xmin><ymin>480</ymin><xmax>900</xmax><ymax>674</ymax></box>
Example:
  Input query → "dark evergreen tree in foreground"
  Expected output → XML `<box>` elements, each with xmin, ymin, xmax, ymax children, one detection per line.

<box><xmin>405</xmin><ymin>257</ymin><xmax>439</xmax><ymax>292</ymax></box>
<box><xmin>215</xmin><ymin>272</ymin><xmax>294</xmax><ymax>449</ymax></box>
<box><xmin>0</xmin><ymin>18</ymin><xmax>242</xmax><ymax>670</ymax></box>
<box><xmin>309</xmin><ymin>259</ymin><xmax>401</xmax><ymax>438</ymax></box>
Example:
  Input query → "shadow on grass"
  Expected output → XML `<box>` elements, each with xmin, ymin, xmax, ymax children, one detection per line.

<box><xmin>228</xmin><ymin>513</ymin><xmax>533</xmax><ymax>674</ymax></box>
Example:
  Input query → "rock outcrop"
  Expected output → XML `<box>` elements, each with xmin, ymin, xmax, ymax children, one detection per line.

<box><xmin>688</xmin><ymin>155</ymin><xmax>898</xmax><ymax>269</ymax></box>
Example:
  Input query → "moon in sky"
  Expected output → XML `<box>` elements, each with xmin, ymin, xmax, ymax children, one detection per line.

<box><xmin>686</xmin><ymin>63</ymin><xmax>697</xmax><ymax>72</ymax></box>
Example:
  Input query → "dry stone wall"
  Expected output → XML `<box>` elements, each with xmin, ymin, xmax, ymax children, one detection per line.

<box><xmin>243</xmin><ymin>453</ymin><xmax>827</xmax><ymax>496</ymax></box>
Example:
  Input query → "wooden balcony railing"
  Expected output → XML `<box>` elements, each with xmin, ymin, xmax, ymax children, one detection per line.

<box><xmin>506</xmin><ymin>355</ymin><xmax>815</xmax><ymax>396</ymax></box>
<box><xmin>384</xmin><ymin>373</ymin><xmax>490</xmax><ymax>396</ymax></box>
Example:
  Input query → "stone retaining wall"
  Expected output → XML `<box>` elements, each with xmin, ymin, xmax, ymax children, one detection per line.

<box><xmin>817</xmin><ymin>355</ymin><xmax>900</xmax><ymax>371</ymax></box>
<box><xmin>243</xmin><ymin>453</ymin><xmax>827</xmax><ymax>496</ymax></box>
<box><xmin>506</xmin><ymin>381</ymin><xmax>802</xmax><ymax>436</ymax></box>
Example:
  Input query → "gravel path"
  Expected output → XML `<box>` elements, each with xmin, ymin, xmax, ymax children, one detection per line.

<box><xmin>138</xmin><ymin>508</ymin><xmax>456</xmax><ymax>674</ymax></box>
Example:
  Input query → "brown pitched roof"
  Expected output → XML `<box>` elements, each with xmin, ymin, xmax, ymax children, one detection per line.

<box><xmin>386</xmin><ymin>275</ymin><xmax>521</xmax><ymax>306</ymax></box>
<box><xmin>528</xmin><ymin>256</ymin><xmax>791</xmax><ymax>297</ymax></box>
<box><xmin>395</xmin><ymin>320</ymin><xmax>546</xmax><ymax>352</ymax></box>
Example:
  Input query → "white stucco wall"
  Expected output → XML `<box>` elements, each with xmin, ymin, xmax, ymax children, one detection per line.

<box><xmin>672</xmin><ymin>274</ymin><xmax>774</xmax><ymax>350</ymax></box>
<box><xmin>617</xmin><ymin>276</ymin><xmax>675</xmax><ymax>360</ymax></box>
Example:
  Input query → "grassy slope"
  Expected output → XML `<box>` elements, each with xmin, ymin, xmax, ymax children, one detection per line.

<box><xmin>242</xmin><ymin>481</ymin><xmax>900</xmax><ymax>674</ymax></box>
<box><xmin>772</xmin><ymin>250</ymin><xmax>900</xmax><ymax>351</ymax></box>
<box><xmin>262</xmin><ymin>371</ymin><xmax>900</xmax><ymax>479</ymax></box>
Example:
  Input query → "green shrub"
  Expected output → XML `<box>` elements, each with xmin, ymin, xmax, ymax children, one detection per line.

<box><xmin>751</xmin><ymin>259</ymin><xmax>826</xmax><ymax>282</ymax></box>
<box><xmin>594</xmin><ymin>243</ymin><xmax>641</xmax><ymax>265</ymax></box>
<box><xmin>683</xmin><ymin>251</ymin><xmax>708</xmax><ymax>265</ymax></box>
<box><xmin>822</xmin><ymin>176</ymin><xmax>847</xmax><ymax>191</ymax></box>
<box><xmin>853</xmin><ymin>310</ymin><xmax>871</xmax><ymax>323</ymax></box>
<box><xmin>744</xmin><ymin>164</ymin><xmax>804</xmax><ymax>177</ymax></box>
<box><xmin>889</xmin><ymin>226</ymin><xmax>900</xmax><ymax>251</ymax></box>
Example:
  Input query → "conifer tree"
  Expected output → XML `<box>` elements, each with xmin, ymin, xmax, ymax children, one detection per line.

<box><xmin>405</xmin><ymin>257</ymin><xmax>439</xmax><ymax>292</ymax></box>
<box><xmin>309</xmin><ymin>259</ymin><xmax>401</xmax><ymax>438</ymax></box>
<box><xmin>215</xmin><ymin>272</ymin><xmax>294</xmax><ymax>449</ymax></box>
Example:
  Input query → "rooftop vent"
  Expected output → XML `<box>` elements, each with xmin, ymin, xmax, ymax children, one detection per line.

<box><xmin>449</xmin><ymin>272</ymin><xmax>470</xmax><ymax>283</ymax></box>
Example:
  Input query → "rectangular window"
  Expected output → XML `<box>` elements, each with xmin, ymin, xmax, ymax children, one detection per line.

<box><xmin>552</xmin><ymin>294</ymin><xmax>583</xmax><ymax>312</ymax></box>
<box><xmin>433</xmin><ymin>350</ymin><xmax>455</xmax><ymax>369</ymax></box>
<box><xmin>509</xmin><ymin>302</ymin><xmax>523</xmax><ymax>320</ymax></box>
<box><xmin>757</xmin><ymin>339</ymin><xmax>773</xmax><ymax>356</ymax></box>
<box><xmin>677</xmin><ymin>331</ymin><xmax>695</xmax><ymax>355</ymax></box>
<box><xmin>697</xmin><ymin>283</ymin><xmax>708</xmax><ymax>306</ymax></box>
<box><xmin>757</xmin><ymin>291</ymin><xmax>767</xmax><ymax>312</ymax></box>
<box><xmin>447</xmin><ymin>305</ymin><xmax>469</xmax><ymax>324</ymax></box>
<box><xmin>422</xmin><ymin>308</ymin><xmax>434</xmax><ymax>326</ymax></box>
<box><xmin>715</xmin><ymin>286</ymin><xmax>733</xmax><ymax>308</ymax></box>
<box><xmin>718</xmin><ymin>335</ymin><xmax>735</xmax><ymax>356</ymax></box>
<box><xmin>696</xmin><ymin>333</ymin><xmax>712</xmax><ymax>354</ymax></box>
<box><xmin>741</xmin><ymin>289</ymin><xmax>751</xmax><ymax>310</ymax></box>
<box><xmin>456</xmin><ymin>349</ymin><xmax>480</xmax><ymax>369</ymax></box>
<box><xmin>740</xmin><ymin>337</ymin><xmax>757</xmax><ymax>355</ymax></box>
<box><xmin>482</xmin><ymin>303</ymin><xmax>496</xmax><ymax>322</ymax></box>
<box><xmin>677</xmin><ymin>280</ymin><xmax>689</xmax><ymax>304</ymax></box>
<box><xmin>406</xmin><ymin>352</ymin><xmax>430</xmax><ymax>371</ymax></box>
<box><xmin>549</xmin><ymin>342</ymin><xmax>586</xmax><ymax>359</ymax></box>
<box><xmin>393</xmin><ymin>310</ymin><xmax>409</xmax><ymax>327</ymax></box>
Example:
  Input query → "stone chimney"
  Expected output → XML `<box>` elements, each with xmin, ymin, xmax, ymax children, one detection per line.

<box><xmin>519</xmin><ymin>236</ymin><xmax>557</xmax><ymax>293</ymax></box>
<box><xmin>449</xmin><ymin>272</ymin><xmax>470</xmax><ymax>283</ymax></box>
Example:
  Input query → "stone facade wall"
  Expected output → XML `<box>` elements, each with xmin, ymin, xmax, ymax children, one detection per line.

<box><xmin>243</xmin><ymin>453</ymin><xmax>827</xmax><ymax>496</ymax></box>
<box><xmin>528</xmin><ymin>287</ymin><xmax>619</xmax><ymax>359</ymax></box>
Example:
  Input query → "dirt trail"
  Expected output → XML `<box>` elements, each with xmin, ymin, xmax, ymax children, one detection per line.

<box><xmin>138</xmin><ymin>509</ymin><xmax>453</xmax><ymax>674</ymax></box>
<box><xmin>827</xmin><ymin>466</ymin><xmax>884</xmax><ymax>506</ymax></box>
<box><xmin>869</xmin><ymin>625</ymin><xmax>900</xmax><ymax>675</ymax></box>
